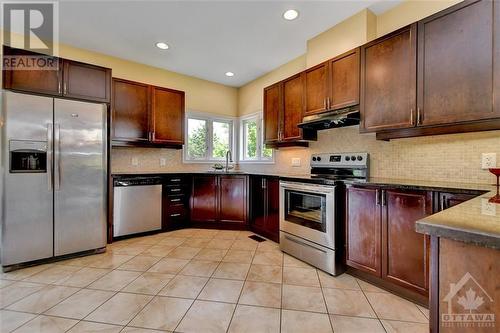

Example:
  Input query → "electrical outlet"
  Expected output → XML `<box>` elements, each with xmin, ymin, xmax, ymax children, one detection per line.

<box><xmin>481</xmin><ymin>153</ymin><xmax>497</xmax><ymax>169</ymax></box>
<box><xmin>159</xmin><ymin>158</ymin><xmax>167</xmax><ymax>167</ymax></box>
<box><xmin>481</xmin><ymin>198</ymin><xmax>497</xmax><ymax>216</ymax></box>
<box><xmin>131</xmin><ymin>157</ymin><xmax>139</xmax><ymax>166</ymax></box>
<box><xmin>291</xmin><ymin>158</ymin><xmax>301</xmax><ymax>167</ymax></box>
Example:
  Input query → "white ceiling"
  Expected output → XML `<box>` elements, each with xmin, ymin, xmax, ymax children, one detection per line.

<box><xmin>57</xmin><ymin>1</ymin><xmax>401</xmax><ymax>87</ymax></box>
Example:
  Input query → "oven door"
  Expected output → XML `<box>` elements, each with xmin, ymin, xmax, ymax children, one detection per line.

<box><xmin>279</xmin><ymin>181</ymin><xmax>336</xmax><ymax>249</ymax></box>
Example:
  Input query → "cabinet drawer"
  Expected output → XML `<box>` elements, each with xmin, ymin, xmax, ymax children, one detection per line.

<box><xmin>166</xmin><ymin>176</ymin><xmax>188</xmax><ymax>184</ymax></box>
<box><xmin>165</xmin><ymin>185</ymin><xmax>188</xmax><ymax>196</ymax></box>
<box><xmin>165</xmin><ymin>195</ymin><xmax>188</xmax><ymax>207</ymax></box>
<box><xmin>165</xmin><ymin>206</ymin><xmax>188</xmax><ymax>220</ymax></box>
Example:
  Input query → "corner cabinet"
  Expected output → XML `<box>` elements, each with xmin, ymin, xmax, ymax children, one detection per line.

<box><xmin>346</xmin><ymin>184</ymin><xmax>432</xmax><ymax>301</ymax></box>
<box><xmin>191</xmin><ymin>175</ymin><xmax>248</xmax><ymax>227</ymax></box>
<box><xmin>111</xmin><ymin>78</ymin><xmax>185</xmax><ymax>148</ymax></box>
<box><xmin>3</xmin><ymin>46</ymin><xmax>111</xmax><ymax>103</ymax></box>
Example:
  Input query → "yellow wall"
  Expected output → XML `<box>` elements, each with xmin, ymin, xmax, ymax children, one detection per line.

<box><xmin>376</xmin><ymin>0</ymin><xmax>463</xmax><ymax>37</ymax></box>
<box><xmin>1</xmin><ymin>31</ymin><xmax>238</xmax><ymax>117</ymax></box>
<box><xmin>306</xmin><ymin>9</ymin><xmax>377</xmax><ymax>68</ymax></box>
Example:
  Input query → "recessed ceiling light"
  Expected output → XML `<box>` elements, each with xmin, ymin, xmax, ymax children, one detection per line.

<box><xmin>155</xmin><ymin>42</ymin><xmax>169</xmax><ymax>50</ymax></box>
<box><xmin>225</xmin><ymin>72</ymin><xmax>234</xmax><ymax>77</ymax></box>
<box><xmin>283</xmin><ymin>9</ymin><xmax>299</xmax><ymax>21</ymax></box>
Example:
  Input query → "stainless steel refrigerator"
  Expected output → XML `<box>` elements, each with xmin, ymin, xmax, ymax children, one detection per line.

<box><xmin>1</xmin><ymin>91</ymin><xmax>107</xmax><ymax>268</ymax></box>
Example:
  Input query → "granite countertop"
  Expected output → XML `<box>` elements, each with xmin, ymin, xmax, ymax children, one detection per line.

<box><xmin>111</xmin><ymin>171</ymin><xmax>500</xmax><ymax>249</ymax></box>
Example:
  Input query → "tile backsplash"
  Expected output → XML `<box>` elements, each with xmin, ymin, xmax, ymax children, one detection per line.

<box><xmin>112</xmin><ymin>127</ymin><xmax>500</xmax><ymax>185</ymax></box>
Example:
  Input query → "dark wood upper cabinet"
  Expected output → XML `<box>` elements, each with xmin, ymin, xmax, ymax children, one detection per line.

<box><xmin>417</xmin><ymin>0</ymin><xmax>500</xmax><ymax>126</ymax></box>
<box><xmin>62</xmin><ymin>60</ymin><xmax>111</xmax><ymax>103</ymax></box>
<box><xmin>111</xmin><ymin>78</ymin><xmax>185</xmax><ymax>147</ymax></box>
<box><xmin>191</xmin><ymin>175</ymin><xmax>218</xmax><ymax>223</ymax></box>
<box><xmin>219</xmin><ymin>175</ymin><xmax>248</xmax><ymax>224</ymax></box>
<box><xmin>346</xmin><ymin>186</ymin><xmax>382</xmax><ymax>277</ymax></box>
<box><xmin>3</xmin><ymin>46</ymin><xmax>111</xmax><ymax>102</ymax></box>
<box><xmin>112</xmin><ymin>78</ymin><xmax>150</xmax><ymax>142</ymax></box>
<box><xmin>263</xmin><ymin>83</ymin><xmax>282</xmax><ymax>144</ymax></box>
<box><xmin>360</xmin><ymin>24</ymin><xmax>417</xmax><ymax>132</ymax></box>
<box><xmin>3</xmin><ymin>57</ymin><xmax>62</xmax><ymax>96</ymax></box>
<box><xmin>250</xmin><ymin>176</ymin><xmax>279</xmax><ymax>242</ymax></box>
<box><xmin>329</xmin><ymin>48</ymin><xmax>360</xmax><ymax>110</ymax></box>
<box><xmin>151</xmin><ymin>86</ymin><xmax>185</xmax><ymax>145</ymax></box>
<box><xmin>282</xmin><ymin>73</ymin><xmax>303</xmax><ymax>141</ymax></box>
<box><xmin>304</xmin><ymin>62</ymin><xmax>329</xmax><ymax>115</ymax></box>
<box><xmin>382</xmin><ymin>189</ymin><xmax>432</xmax><ymax>295</ymax></box>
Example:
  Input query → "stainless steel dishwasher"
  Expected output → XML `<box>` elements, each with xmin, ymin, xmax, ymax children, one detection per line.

<box><xmin>113</xmin><ymin>176</ymin><xmax>163</xmax><ymax>237</ymax></box>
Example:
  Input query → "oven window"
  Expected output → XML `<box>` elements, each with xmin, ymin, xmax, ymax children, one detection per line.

<box><xmin>284</xmin><ymin>189</ymin><xmax>326</xmax><ymax>232</ymax></box>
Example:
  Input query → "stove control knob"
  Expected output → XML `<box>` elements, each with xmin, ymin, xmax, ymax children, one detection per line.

<box><xmin>351</xmin><ymin>156</ymin><xmax>356</xmax><ymax>161</ymax></box>
<box><xmin>317</xmin><ymin>157</ymin><xmax>322</xmax><ymax>162</ymax></box>
<box><xmin>312</xmin><ymin>157</ymin><xmax>317</xmax><ymax>162</ymax></box>
<box><xmin>357</xmin><ymin>156</ymin><xmax>363</xmax><ymax>161</ymax></box>
<box><xmin>345</xmin><ymin>156</ymin><xmax>350</xmax><ymax>161</ymax></box>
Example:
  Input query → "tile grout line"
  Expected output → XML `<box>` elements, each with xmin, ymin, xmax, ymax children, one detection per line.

<box><xmin>317</xmin><ymin>268</ymin><xmax>335</xmax><ymax>333</ymax></box>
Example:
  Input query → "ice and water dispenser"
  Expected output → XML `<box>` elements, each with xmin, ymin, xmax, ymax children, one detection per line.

<box><xmin>9</xmin><ymin>140</ymin><xmax>47</xmax><ymax>173</ymax></box>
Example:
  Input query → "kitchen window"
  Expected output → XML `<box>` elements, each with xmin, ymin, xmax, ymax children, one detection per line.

<box><xmin>239</xmin><ymin>113</ymin><xmax>273</xmax><ymax>162</ymax></box>
<box><xmin>184</xmin><ymin>113</ymin><xmax>234</xmax><ymax>162</ymax></box>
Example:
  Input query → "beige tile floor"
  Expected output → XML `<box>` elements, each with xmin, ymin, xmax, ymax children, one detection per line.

<box><xmin>0</xmin><ymin>229</ymin><xmax>429</xmax><ymax>333</ymax></box>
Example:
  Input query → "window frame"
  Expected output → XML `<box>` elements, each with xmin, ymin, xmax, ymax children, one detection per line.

<box><xmin>239</xmin><ymin>112</ymin><xmax>274</xmax><ymax>164</ymax></box>
<box><xmin>183</xmin><ymin>111</ymin><xmax>235</xmax><ymax>163</ymax></box>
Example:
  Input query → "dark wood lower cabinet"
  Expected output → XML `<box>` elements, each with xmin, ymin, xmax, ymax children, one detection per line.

<box><xmin>346</xmin><ymin>185</ymin><xmax>433</xmax><ymax>302</ymax></box>
<box><xmin>346</xmin><ymin>186</ymin><xmax>382</xmax><ymax>276</ymax></box>
<box><xmin>191</xmin><ymin>175</ymin><xmax>218</xmax><ymax>223</ymax></box>
<box><xmin>382</xmin><ymin>189</ymin><xmax>432</xmax><ymax>295</ymax></box>
<box><xmin>250</xmin><ymin>176</ymin><xmax>279</xmax><ymax>242</ymax></box>
<box><xmin>190</xmin><ymin>174</ymin><xmax>248</xmax><ymax>227</ymax></box>
<box><xmin>219</xmin><ymin>175</ymin><xmax>248</xmax><ymax>224</ymax></box>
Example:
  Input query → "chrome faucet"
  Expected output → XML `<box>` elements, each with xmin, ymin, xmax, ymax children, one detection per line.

<box><xmin>225</xmin><ymin>150</ymin><xmax>233</xmax><ymax>172</ymax></box>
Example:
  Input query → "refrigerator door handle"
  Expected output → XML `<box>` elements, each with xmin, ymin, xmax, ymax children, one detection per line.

<box><xmin>54</xmin><ymin>123</ymin><xmax>61</xmax><ymax>190</ymax></box>
<box><xmin>47</xmin><ymin>123</ymin><xmax>53</xmax><ymax>191</ymax></box>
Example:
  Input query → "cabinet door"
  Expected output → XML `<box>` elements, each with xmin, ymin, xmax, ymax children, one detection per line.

<box><xmin>251</xmin><ymin>176</ymin><xmax>266</xmax><ymax>230</ymax></box>
<box><xmin>330</xmin><ymin>48</ymin><xmax>360</xmax><ymax>110</ymax></box>
<box><xmin>361</xmin><ymin>24</ymin><xmax>417</xmax><ymax>132</ymax></box>
<box><xmin>263</xmin><ymin>83</ymin><xmax>282</xmax><ymax>143</ymax></box>
<box><xmin>191</xmin><ymin>176</ymin><xmax>218</xmax><ymax>222</ymax></box>
<box><xmin>382</xmin><ymin>189</ymin><xmax>432</xmax><ymax>294</ymax></box>
<box><xmin>418</xmin><ymin>0</ymin><xmax>500</xmax><ymax>126</ymax></box>
<box><xmin>304</xmin><ymin>62</ymin><xmax>329</xmax><ymax>115</ymax></box>
<box><xmin>63</xmin><ymin>60</ymin><xmax>111</xmax><ymax>102</ymax></box>
<box><xmin>112</xmin><ymin>78</ymin><xmax>150</xmax><ymax>142</ymax></box>
<box><xmin>219</xmin><ymin>175</ymin><xmax>247</xmax><ymax>224</ymax></box>
<box><xmin>438</xmin><ymin>192</ymin><xmax>477</xmax><ymax>211</ymax></box>
<box><xmin>3</xmin><ymin>47</ymin><xmax>62</xmax><ymax>96</ymax></box>
<box><xmin>346</xmin><ymin>186</ymin><xmax>382</xmax><ymax>277</ymax></box>
<box><xmin>282</xmin><ymin>73</ymin><xmax>303</xmax><ymax>141</ymax></box>
<box><xmin>151</xmin><ymin>86</ymin><xmax>185</xmax><ymax>145</ymax></box>
<box><xmin>265</xmin><ymin>177</ymin><xmax>280</xmax><ymax>242</ymax></box>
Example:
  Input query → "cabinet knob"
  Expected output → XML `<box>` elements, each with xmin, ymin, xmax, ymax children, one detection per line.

<box><xmin>417</xmin><ymin>108</ymin><xmax>422</xmax><ymax>125</ymax></box>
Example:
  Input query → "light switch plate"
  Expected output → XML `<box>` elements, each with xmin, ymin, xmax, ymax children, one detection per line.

<box><xmin>291</xmin><ymin>158</ymin><xmax>301</xmax><ymax>167</ymax></box>
<box><xmin>131</xmin><ymin>157</ymin><xmax>139</xmax><ymax>166</ymax></box>
<box><xmin>481</xmin><ymin>153</ymin><xmax>497</xmax><ymax>169</ymax></box>
<box><xmin>159</xmin><ymin>158</ymin><xmax>167</xmax><ymax>167</ymax></box>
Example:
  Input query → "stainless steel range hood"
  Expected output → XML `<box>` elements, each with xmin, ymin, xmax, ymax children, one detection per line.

<box><xmin>298</xmin><ymin>107</ymin><xmax>360</xmax><ymax>131</ymax></box>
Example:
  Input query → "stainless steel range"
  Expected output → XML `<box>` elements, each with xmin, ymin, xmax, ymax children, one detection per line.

<box><xmin>279</xmin><ymin>152</ymin><xmax>369</xmax><ymax>276</ymax></box>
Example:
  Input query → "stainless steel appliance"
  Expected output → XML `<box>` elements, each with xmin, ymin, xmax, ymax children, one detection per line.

<box><xmin>280</xmin><ymin>152</ymin><xmax>369</xmax><ymax>275</ymax></box>
<box><xmin>1</xmin><ymin>91</ymin><xmax>107</xmax><ymax>269</ymax></box>
<box><xmin>113</xmin><ymin>177</ymin><xmax>162</xmax><ymax>237</ymax></box>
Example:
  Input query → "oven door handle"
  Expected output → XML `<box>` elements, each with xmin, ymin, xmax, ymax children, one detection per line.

<box><xmin>280</xmin><ymin>181</ymin><xmax>335</xmax><ymax>194</ymax></box>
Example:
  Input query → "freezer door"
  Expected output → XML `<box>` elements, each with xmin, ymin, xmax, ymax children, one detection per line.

<box><xmin>53</xmin><ymin>99</ymin><xmax>107</xmax><ymax>256</ymax></box>
<box><xmin>1</xmin><ymin>91</ymin><xmax>54</xmax><ymax>266</ymax></box>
